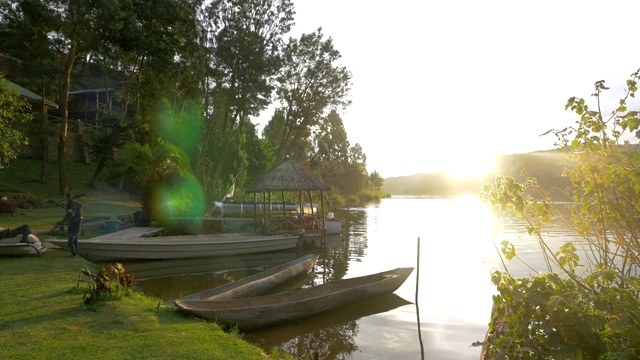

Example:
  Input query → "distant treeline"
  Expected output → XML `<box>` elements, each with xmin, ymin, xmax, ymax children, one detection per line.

<box><xmin>382</xmin><ymin>150</ymin><xmax>572</xmax><ymax>198</ymax></box>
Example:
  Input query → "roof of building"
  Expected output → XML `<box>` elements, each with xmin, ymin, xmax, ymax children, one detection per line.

<box><xmin>69</xmin><ymin>88</ymin><xmax>113</xmax><ymax>95</ymax></box>
<box><xmin>3</xmin><ymin>78</ymin><xmax>58</xmax><ymax>109</ymax></box>
<box><xmin>248</xmin><ymin>159</ymin><xmax>331</xmax><ymax>192</ymax></box>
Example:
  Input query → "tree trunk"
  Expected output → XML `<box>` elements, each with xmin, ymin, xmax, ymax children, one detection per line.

<box><xmin>40</xmin><ymin>85</ymin><xmax>49</xmax><ymax>183</ymax></box>
<box><xmin>77</xmin><ymin>119</ymin><xmax>88</xmax><ymax>164</ymax></box>
<box><xmin>58</xmin><ymin>64</ymin><xmax>73</xmax><ymax>193</ymax></box>
<box><xmin>57</xmin><ymin>20</ymin><xmax>78</xmax><ymax>193</ymax></box>
<box><xmin>89</xmin><ymin>124</ymin><xmax>122</xmax><ymax>185</ymax></box>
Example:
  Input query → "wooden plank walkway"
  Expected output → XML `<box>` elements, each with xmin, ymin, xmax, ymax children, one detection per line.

<box><xmin>88</xmin><ymin>227</ymin><xmax>165</xmax><ymax>241</ymax></box>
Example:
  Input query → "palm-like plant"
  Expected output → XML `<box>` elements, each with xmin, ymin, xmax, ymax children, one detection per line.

<box><xmin>105</xmin><ymin>138</ymin><xmax>191</xmax><ymax>225</ymax></box>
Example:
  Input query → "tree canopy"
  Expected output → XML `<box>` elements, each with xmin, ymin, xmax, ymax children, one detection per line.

<box><xmin>0</xmin><ymin>0</ymin><xmax>385</xmax><ymax>221</ymax></box>
<box><xmin>0</xmin><ymin>76</ymin><xmax>33</xmax><ymax>168</ymax></box>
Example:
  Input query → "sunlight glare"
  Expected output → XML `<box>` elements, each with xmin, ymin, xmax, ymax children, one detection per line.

<box><xmin>443</xmin><ymin>151</ymin><xmax>497</xmax><ymax>180</ymax></box>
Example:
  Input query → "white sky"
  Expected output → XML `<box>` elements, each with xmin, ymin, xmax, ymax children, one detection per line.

<box><xmin>258</xmin><ymin>1</ymin><xmax>640</xmax><ymax>178</ymax></box>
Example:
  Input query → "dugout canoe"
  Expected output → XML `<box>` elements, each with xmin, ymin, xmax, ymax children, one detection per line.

<box><xmin>168</xmin><ymin>253</ymin><xmax>319</xmax><ymax>303</ymax></box>
<box><xmin>174</xmin><ymin>266</ymin><xmax>414</xmax><ymax>331</ymax></box>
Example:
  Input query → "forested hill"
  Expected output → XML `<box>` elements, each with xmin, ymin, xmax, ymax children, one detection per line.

<box><xmin>382</xmin><ymin>150</ymin><xmax>572</xmax><ymax>197</ymax></box>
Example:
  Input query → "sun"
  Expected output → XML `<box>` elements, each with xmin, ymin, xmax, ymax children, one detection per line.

<box><xmin>443</xmin><ymin>151</ymin><xmax>497</xmax><ymax>180</ymax></box>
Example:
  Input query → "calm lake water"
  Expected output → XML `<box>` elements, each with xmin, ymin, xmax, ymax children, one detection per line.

<box><xmin>134</xmin><ymin>196</ymin><xmax>578</xmax><ymax>360</ymax></box>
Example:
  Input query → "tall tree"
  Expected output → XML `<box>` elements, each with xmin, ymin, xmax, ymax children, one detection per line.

<box><xmin>196</xmin><ymin>0</ymin><xmax>294</xmax><ymax>199</ymax></box>
<box><xmin>369</xmin><ymin>171</ymin><xmax>383</xmax><ymax>191</ymax></box>
<box><xmin>51</xmin><ymin>0</ymin><xmax>96</xmax><ymax>193</ymax></box>
<box><xmin>310</xmin><ymin>110</ymin><xmax>350</xmax><ymax>186</ymax></box>
<box><xmin>269</xmin><ymin>28</ymin><xmax>352</xmax><ymax>161</ymax></box>
<box><xmin>0</xmin><ymin>0</ymin><xmax>61</xmax><ymax>181</ymax></box>
<box><xmin>341</xmin><ymin>143</ymin><xmax>368</xmax><ymax>195</ymax></box>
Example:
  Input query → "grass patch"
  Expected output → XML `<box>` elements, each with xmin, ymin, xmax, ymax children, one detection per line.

<box><xmin>0</xmin><ymin>249</ymin><xmax>270</xmax><ymax>360</ymax></box>
<box><xmin>0</xmin><ymin>159</ymin><xmax>279</xmax><ymax>359</ymax></box>
<box><xmin>0</xmin><ymin>159</ymin><xmax>140</xmax><ymax>233</ymax></box>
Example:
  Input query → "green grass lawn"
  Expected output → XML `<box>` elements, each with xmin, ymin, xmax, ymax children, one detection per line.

<box><xmin>0</xmin><ymin>250</ymin><xmax>270</xmax><ymax>360</ymax></box>
<box><xmin>0</xmin><ymin>159</ymin><xmax>140</xmax><ymax>234</ymax></box>
<box><xmin>0</xmin><ymin>159</ymin><xmax>279</xmax><ymax>359</ymax></box>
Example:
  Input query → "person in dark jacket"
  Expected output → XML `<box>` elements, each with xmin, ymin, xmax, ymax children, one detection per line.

<box><xmin>0</xmin><ymin>224</ymin><xmax>33</xmax><ymax>243</ymax></box>
<box><xmin>67</xmin><ymin>201</ymin><xmax>83</xmax><ymax>258</ymax></box>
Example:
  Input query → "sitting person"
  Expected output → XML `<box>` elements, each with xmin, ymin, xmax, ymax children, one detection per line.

<box><xmin>0</xmin><ymin>224</ymin><xmax>33</xmax><ymax>243</ymax></box>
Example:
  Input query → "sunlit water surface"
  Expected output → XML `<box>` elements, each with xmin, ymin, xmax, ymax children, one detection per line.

<box><xmin>134</xmin><ymin>196</ymin><xmax>579</xmax><ymax>359</ymax></box>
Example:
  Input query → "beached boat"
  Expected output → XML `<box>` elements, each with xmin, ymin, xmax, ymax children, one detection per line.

<box><xmin>174</xmin><ymin>267</ymin><xmax>414</xmax><ymax>331</ymax></box>
<box><xmin>46</xmin><ymin>227</ymin><xmax>301</xmax><ymax>262</ymax></box>
<box><xmin>167</xmin><ymin>253</ymin><xmax>319</xmax><ymax>303</ymax></box>
<box><xmin>0</xmin><ymin>235</ymin><xmax>47</xmax><ymax>256</ymax></box>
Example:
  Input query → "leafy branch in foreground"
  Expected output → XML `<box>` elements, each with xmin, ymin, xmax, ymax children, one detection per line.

<box><xmin>476</xmin><ymin>69</ymin><xmax>640</xmax><ymax>359</ymax></box>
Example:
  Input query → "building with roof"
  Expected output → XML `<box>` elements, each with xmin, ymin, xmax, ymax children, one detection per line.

<box><xmin>3</xmin><ymin>78</ymin><xmax>58</xmax><ymax>110</ymax></box>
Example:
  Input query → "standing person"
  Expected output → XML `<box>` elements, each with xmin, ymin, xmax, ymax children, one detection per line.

<box><xmin>65</xmin><ymin>189</ymin><xmax>74</xmax><ymax>212</ymax></box>
<box><xmin>55</xmin><ymin>188</ymin><xmax>74</xmax><ymax>233</ymax></box>
<box><xmin>67</xmin><ymin>201</ymin><xmax>83</xmax><ymax>258</ymax></box>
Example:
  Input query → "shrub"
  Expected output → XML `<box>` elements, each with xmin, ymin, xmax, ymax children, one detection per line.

<box><xmin>0</xmin><ymin>198</ymin><xmax>18</xmax><ymax>215</ymax></box>
<box><xmin>477</xmin><ymin>70</ymin><xmax>640</xmax><ymax>358</ymax></box>
<box><xmin>5</xmin><ymin>192</ymin><xmax>55</xmax><ymax>209</ymax></box>
<box><xmin>81</xmin><ymin>263</ymin><xmax>135</xmax><ymax>304</ymax></box>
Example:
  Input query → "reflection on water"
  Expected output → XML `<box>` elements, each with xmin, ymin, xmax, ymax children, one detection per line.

<box><xmin>132</xmin><ymin>197</ymin><xmax>581</xmax><ymax>360</ymax></box>
<box><xmin>244</xmin><ymin>294</ymin><xmax>412</xmax><ymax>359</ymax></box>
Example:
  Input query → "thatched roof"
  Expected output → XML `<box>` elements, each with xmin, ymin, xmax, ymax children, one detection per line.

<box><xmin>248</xmin><ymin>160</ymin><xmax>331</xmax><ymax>192</ymax></box>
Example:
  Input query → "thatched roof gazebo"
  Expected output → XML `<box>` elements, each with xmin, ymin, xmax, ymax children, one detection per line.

<box><xmin>248</xmin><ymin>159</ymin><xmax>331</xmax><ymax>237</ymax></box>
<box><xmin>248</xmin><ymin>159</ymin><xmax>331</xmax><ymax>192</ymax></box>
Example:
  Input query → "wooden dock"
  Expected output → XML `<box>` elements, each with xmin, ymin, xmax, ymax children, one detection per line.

<box><xmin>88</xmin><ymin>227</ymin><xmax>165</xmax><ymax>241</ymax></box>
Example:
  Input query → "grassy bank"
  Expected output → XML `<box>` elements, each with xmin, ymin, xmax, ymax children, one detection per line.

<box><xmin>0</xmin><ymin>160</ymin><xmax>276</xmax><ymax>359</ymax></box>
<box><xmin>0</xmin><ymin>249</ymin><xmax>270</xmax><ymax>359</ymax></box>
<box><xmin>0</xmin><ymin>159</ymin><xmax>140</xmax><ymax>233</ymax></box>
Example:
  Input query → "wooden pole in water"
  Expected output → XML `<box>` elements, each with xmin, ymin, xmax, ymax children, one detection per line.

<box><xmin>416</xmin><ymin>237</ymin><xmax>424</xmax><ymax>359</ymax></box>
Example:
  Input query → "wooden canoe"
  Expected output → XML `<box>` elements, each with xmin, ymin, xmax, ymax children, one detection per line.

<box><xmin>174</xmin><ymin>267</ymin><xmax>414</xmax><ymax>331</ymax></box>
<box><xmin>166</xmin><ymin>253</ymin><xmax>319</xmax><ymax>304</ymax></box>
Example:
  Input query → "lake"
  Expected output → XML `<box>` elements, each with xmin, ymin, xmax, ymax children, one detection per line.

<box><xmin>134</xmin><ymin>196</ymin><xmax>577</xmax><ymax>359</ymax></box>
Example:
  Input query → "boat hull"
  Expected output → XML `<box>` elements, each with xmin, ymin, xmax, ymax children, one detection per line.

<box><xmin>170</xmin><ymin>253</ymin><xmax>319</xmax><ymax>303</ymax></box>
<box><xmin>0</xmin><ymin>243</ymin><xmax>47</xmax><ymax>256</ymax></box>
<box><xmin>0</xmin><ymin>235</ymin><xmax>47</xmax><ymax>256</ymax></box>
<box><xmin>174</xmin><ymin>267</ymin><xmax>414</xmax><ymax>331</ymax></box>
<box><xmin>46</xmin><ymin>233</ymin><xmax>301</xmax><ymax>262</ymax></box>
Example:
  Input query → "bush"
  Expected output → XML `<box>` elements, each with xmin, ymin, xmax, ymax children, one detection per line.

<box><xmin>81</xmin><ymin>263</ymin><xmax>135</xmax><ymax>304</ymax></box>
<box><xmin>477</xmin><ymin>70</ymin><xmax>640</xmax><ymax>358</ymax></box>
<box><xmin>0</xmin><ymin>198</ymin><xmax>18</xmax><ymax>215</ymax></box>
<box><xmin>4</xmin><ymin>192</ymin><xmax>56</xmax><ymax>209</ymax></box>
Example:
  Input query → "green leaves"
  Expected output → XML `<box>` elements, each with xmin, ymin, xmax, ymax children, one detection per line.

<box><xmin>555</xmin><ymin>242</ymin><xmax>580</xmax><ymax>273</ymax></box>
<box><xmin>500</xmin><ymin>241</ymin><xmax>517</xmax><ymax>261</ymax></box>
<box><xmin>480</xmin><ymin>69</ymin><xmax>640</xmax><ymax>357</ymax></box>
<box><xmin>0</xmin><ymin>77</ymin><xmax>34</xmax><ymax>169</ymax></box>
<box><xmin>271</xmin><ymin>28</ymin><xmax>352</xmax><ymax>161</ymax></box>
<box><xmin>481</xmin><ymin>271</ymin><xmax>640</xmax><ymax>359</ymax></box>
<box><xmin>81</xmin><ymin>262</ymin><xmax>135</xmax><ymax>305</ymax></box>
